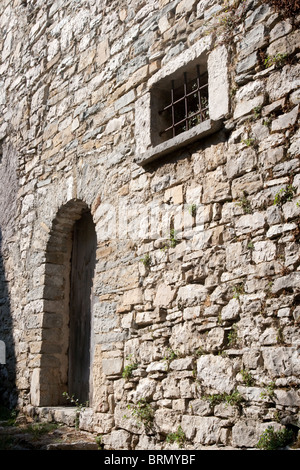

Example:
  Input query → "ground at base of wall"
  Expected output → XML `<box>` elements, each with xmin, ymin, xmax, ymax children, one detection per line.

<box><xmin>0</xmin><ymin>419</ymin><xmax>99</xmax><ymax>450</ymax></box>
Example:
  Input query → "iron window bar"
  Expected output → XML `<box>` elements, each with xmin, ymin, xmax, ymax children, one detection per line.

<box><xmin>159</xmin><ymin>65</ymin><xmax>209</xmax><ymax>138</ymax></box>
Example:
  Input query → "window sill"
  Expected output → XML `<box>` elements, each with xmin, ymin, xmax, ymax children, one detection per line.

<box><xmin>135</xmin><ymin>119</ymin><xmax>222</xmax><ymax>166</ymax></box>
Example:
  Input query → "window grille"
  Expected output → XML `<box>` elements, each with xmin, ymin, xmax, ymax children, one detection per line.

<box><xmin>158</xmin><ymin>65</ymin><xmax>209</xmax><ymax>140</ymax></box>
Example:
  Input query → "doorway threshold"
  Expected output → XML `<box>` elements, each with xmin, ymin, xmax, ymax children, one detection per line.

<box><xmin>33</xmin><ymin>406</ymin><xmax>79</xmax><ymax>427</ymax></box>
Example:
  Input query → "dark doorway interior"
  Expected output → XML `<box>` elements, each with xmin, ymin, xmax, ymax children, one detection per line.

<box><xmin>68</xmin><ymin>210</ymin><xmax>97</xmax><ymax>405</ymax></box>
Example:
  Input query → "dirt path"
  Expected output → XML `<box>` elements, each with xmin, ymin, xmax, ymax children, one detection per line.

<box><xmin>0</xmin><ymin>421</ymin><xmax>99</xmax><ymax>450</ymax></box>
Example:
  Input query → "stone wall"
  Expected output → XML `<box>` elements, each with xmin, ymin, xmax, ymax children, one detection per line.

<box><xmin>0</xmin><ymin>0</ymin><xmax>299</xmax><ymax>449</ymax></box>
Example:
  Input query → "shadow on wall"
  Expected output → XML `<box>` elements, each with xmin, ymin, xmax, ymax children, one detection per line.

<box><xmin>0</xmin><ymin>228</ymin><xmax>17</xmax><ymax>410</ymax></box>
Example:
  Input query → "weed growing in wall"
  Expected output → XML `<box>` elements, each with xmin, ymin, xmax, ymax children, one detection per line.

<box><xmin>95</xmin><ymin>435</ymin><xmax>104</xmax><ymax>449</ymax></box>
<box><xmin>256</xmin><ymin>425</ymin><xmax>294</xmax><ymax>450</ymax></box>
<box><xmin>122</xmin><ymin>355</ymin><xmax>139</xmax><ymax>380</ymax></box>
<box><xmin>260</xmin><ymin>381</ymin><xmax>276</xmax><ymax>401</ymax></box>
<box><xmin>127</xmin><ymin>399</ymin><xmax>154</xmax><ymax>432</ymax></box>
<box><xmin>203</xmin><ymin>390</ymin><xmax>244</xmax><ymax>407</ymax></box>
<box><xmin>188</xmin><ymin>204</ymin><xmax>197</xmax><ymax>218</ymax></box>
<box><xmin>232</xmin><ymin>283</ymin><xmax>245</xmax><ymax>299</ymax></box>
<box><xmin>264</xmin><ymin>53</ymin><xmax>289</xmax><ymax>69</ymax></box>
<box><xmin>169</xmin><ymin>229</ymin><xmax>178</xmax><ymax>248</ymax></box>
<box><xmin>164</xmin><ymin>347</ymin><xmax>181</xmax><ymax>370</ymax></box>
<box><xmin>227</xmin><ymin>324</ymin><xmax>239</xmax><ymax>347</ymax></box>
<box><xmin>236</xmin><ymin>192</ymin><xmax>252</xmax><ymax>214</ymax></box>
<box><xmin>273</xmin><ymin>185</ymin><xmax>297</xmax><ymax>207</ymax></box>
<box><xmin>166</xmin><ymin>426</ymin><xmax>186</xmax><ymax>448</ymax></box>
<box><xmin>62</xmin><ymin>392</ymin><xmax>89</xmax><ymax>429</ymax></box>
<box><xmin>140</xmin><ymin>253</ymin><xmax>151</xmax><ymax>267</ymax></box>
<box><xmin>240</xmin><ymin>368</ymin><xmax>255</xmax><ymax>386</ymax></box>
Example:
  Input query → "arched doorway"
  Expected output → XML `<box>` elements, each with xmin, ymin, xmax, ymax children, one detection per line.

<box><xmin>68</xmin><ymin>210</ymin><xmax>96</xmax><ymax>404</ymax></box>
<box><xmin>38</xmin><ymin>200</ymin><xmax>96</xmax><ymax>406</ymax></box>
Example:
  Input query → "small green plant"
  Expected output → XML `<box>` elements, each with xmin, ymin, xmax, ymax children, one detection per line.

<box><xmin>95</xmin><ymin>435</ymin><xmax>104</xmax><ymax>450</ymax></box>
<box><xmin>227</xmin><ymin>324</ymin><xmax>239</xmax><ymax>347</ymax></box>
<box><xmin>161</xmin><ymin>228</ymin><xmax>179</xmax><ymax>251</ymax></box>
<box><xmin>164</xmin><ymin>347</ymin><xmax>179</xmax><ymax>361</ymax></box>
<box><xmin>263</xmin><ymin>116</ymin><xmax>272</xmax><ymax>127</ymax></box>
<box><xmin>256</xmin><ymin>425</ymin><xmax>293</xmax><ymax>450</ymax></box>
<box><xmin>276</xmin><ymin>327</ymin><xmax>285</xmax><ymax>344</ymax></box>
<box><xmin>188</xmin><ymin>204</ymin><xmax>197</xmax><ymax>218</ymax></box>
<box><xmin>217</xmin><ymin>0</ymin><xmax>247</xmax><ymax>37</ymax></box>
<box><xmin>264</xmin><ymin>53</ymin><xmax>288</xmax><ymax>69</ymax></box>
<box><xmin>141</xmin><ymin>253</ymin><xmax>151</xmax><ymax>267</ymax></box>
<box><xmin>247</xmin><ymin>240</ymin><xmax>254</xmax><ymax>250</ymax></box>
<box><xmin>62</xmin><ymin>392</ymin><xmax>89</xmax><ymax>429</ymax></box>
<box><xmin>169</xmin><ymin>228</ymin><xmax>178</xmax><ymax>248</ymax></box>
<box><xmin>240</xmin><ymin>368</ymin><xmax>254</xmax><ymax>386</ymax></box>
<box><xmin>241</xmin><ymin>137</ymin><xmax>255</xmax><ymax>147</ymax></box>
<box><xmin>273</xmin><ymin>185</ymin><xmax>297</xmax><ymax>207</ymax></box>
<box><xmin>122</xmin><ymin>355</ymin><xmax>139</xmax><ymax>380</ymax></box>
<box><xmin>23</xmin><ymin>422</ymin><xmax>58</xmax><ymax>440</ymax></box>
<box><xmin>127</xmin><ymin>399</ymin><xmax>154</xmax><ymax>432</ymax></box>
<box><xmin>260</xmin><ymin>381</ymin><xmax>276</xmax><ymax>401</ymax></box>
<box><xmin>253</xmin><ymin>105</ymin><xmax>262</xmax><ymax>119</ymax></box>
<box><xmin>236</xmin><ymin>192</ymin><xmax>252</xmax><ymax>214</ymax></box>
<box><xmin>203</xmin><ymin>390</ymin><xmax>243</xmax><ymax>407</ymax></box>
<box><xmin>232</xmin><ymin>283</ymin><xmax>245</xmax><ymax>299</ymax></box>
<box><xmin>164</xmin><ymin>347</ymin><xmax>180</xmax><ymax>369</ymax></box>
<box><xmin>166</xmin><ymin>426</ymin><xmax>186</xmax><ymax>448</ymax></box>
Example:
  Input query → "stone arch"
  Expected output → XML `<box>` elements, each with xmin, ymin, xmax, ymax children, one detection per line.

<box><xmin>36</xmin><ymin>199</ymin><xmax>97</xmax><ymax>407</ymax></box>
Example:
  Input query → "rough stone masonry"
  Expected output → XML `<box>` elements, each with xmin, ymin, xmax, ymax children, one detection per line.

<box><xmin>0</xmin><ymin>0</ymin><xmax>299</xmax><ymax>450</ymax></box>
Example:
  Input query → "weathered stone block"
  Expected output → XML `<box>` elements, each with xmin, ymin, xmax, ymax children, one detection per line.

<box><xmin>267</xmin><ymin>29</ymin><xmax>300</xmax><ymax>59</ymax></box>
<box><xmin>202</xmin><ymin>166</ymin><xmax>230</xmax><ymax>203</ymax></box>
<box><xmin>271</xmin><ymin>105</ymin><xmax>299</xmax><ymax>132</ymax></box>
<box><xmin>221</xmin><ymin>298</ymin><xmax>240</xmax><ymax>321</ymax></box>
<box><xmin>197</xmin><ymin>354</ymin><xmax>237</xmax><ymax>394</ymax></box>
<box><xmin>252</xmin><ymin>241</ymin><xmax>276</xmax><ymax>264</ymax></box>
<box><xmin>102</xmin><ymin>357</ymin><xmax>123</xmax><ymax>376</ymax></box>
<box><xmin>154</xmin><ymin>408</ymin><xmax>180</xmax><ymax>435</ymax></box>
<box><xmin>232</xmin><ymin>420</ymin><xmax>282</xmax><ymax>448</ymax></box>
<box><xmin>234</xmin><ymin>80</ymin><xmax>265</xmax><ymax>119</ymax></box>
<box><xmin>153</xmin><ymin>283</ymin><xmax>176</xmax><ymax>308</ymax></box>
<box><xmin>235</xmin><ymin>212</ymin><xmax>265</xmax><ymax>235</ymax></box>
<box><xmin>262</xmin><ymin>347</ymin><xmax>300</xmax><ymax>377</ymax></box>
<box><xmin>207</xmin><ymin>45</ymin><xmax>229</xmax><ymax>121</ymax></box>
<box><xmin>105</xmin><ymin>429</ymin><xmax>132</xmax><ymax>450</ymax></box>
<box><xmin>169</xmin><ymin>357</ymin><xmax>194</xmax><ymax>370</ymax></box>
<box><xmin>194</xmin><ymin>417</ymin><xmax>222</xmax><ymax>445</ymax></box>
<box><xmin>266</xmin><ymin>64</ymin><xmax>300</xmax><ymax>101</ymax></box>
<box><xmin>237</xmin><ymin>24</ymin><xmax>267</xmax><ymax>59</ymax></box>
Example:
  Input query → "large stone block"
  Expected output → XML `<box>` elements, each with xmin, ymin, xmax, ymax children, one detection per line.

<box><xmin>102</xmin><ymin>357</ymin><xmax>123</xmax><ymax>376</ymax></box>
<box><xmin>234</xmin><ymin>80</ymin><xmax>265</xmax><ymax>119</ymax></box>
<box><xmin>232</xmin><ymin>419</ymin><xmax>282</xmax><ymax>448</ymax></box>
<box><xmin>197</xmin><ymin>354</ymin><xmax>238</xmax><ymax>394</ymax></box>
<box><xmin>207</xmin><ymin>45</ymin><xmax>229</xmax><ymax>121</ymax></box>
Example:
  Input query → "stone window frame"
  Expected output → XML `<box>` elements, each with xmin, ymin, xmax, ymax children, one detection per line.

<box><xmin>135</xmin><ymin>38</ymin><xmax>229</xmax><ymax>166</ymax></box>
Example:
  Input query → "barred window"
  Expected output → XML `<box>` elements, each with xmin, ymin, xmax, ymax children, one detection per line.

<box><xmin>135</xmin><ymin>41</ymin><xmax>229</xmax><ymax>166</ymax></box>
<box><xmin>158</xmin><ymin>65</ymin><xmax>209</xmax><ymax>142</ymax></box>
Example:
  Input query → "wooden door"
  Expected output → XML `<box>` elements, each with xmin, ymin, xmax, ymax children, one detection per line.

<box><xmin>68</xmin><ymin>210</ymin><xmax>96</xmax><ymax>404</ymax></box>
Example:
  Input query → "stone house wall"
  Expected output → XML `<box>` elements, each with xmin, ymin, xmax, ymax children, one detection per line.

<box><xmin>0</xmin><ymin>0</ymin><xmax>299</xmax><ymax>450</ymax></box>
